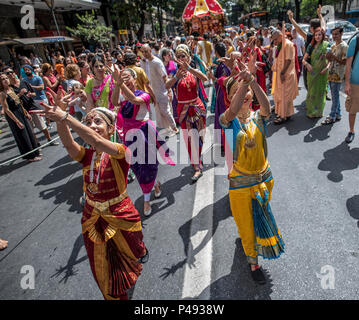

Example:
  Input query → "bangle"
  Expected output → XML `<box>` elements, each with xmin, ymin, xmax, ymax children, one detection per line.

<box><xmin>60</xmin><ymin>112</ymin><xmax>69</xmax><ymax>122</ymax></box>
<box><xmin>243</xmin><ymin>75</ymin><xmax>255</xmax><ymax>86</ymax></box>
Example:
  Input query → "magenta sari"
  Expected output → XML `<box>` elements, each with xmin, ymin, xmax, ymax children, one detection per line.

<box><xmin>116</xmin><ymin>90</ymin><xmax>174</xmax><ymax>194</ymax></box>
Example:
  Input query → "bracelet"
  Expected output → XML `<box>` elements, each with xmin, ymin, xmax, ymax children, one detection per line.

<box><xmin>242</xmin><ymin>75</ymin><xmax>255</xmax><ymax>86</ymax></box>
<box><xmin>60</xmin><ymin>112</ymin><xmax>69</xmax><ymax>122</ymax></box>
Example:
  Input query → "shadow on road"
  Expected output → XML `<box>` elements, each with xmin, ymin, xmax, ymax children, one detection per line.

<box><xmin>184</xmin><ymin>238</ymin><xmax>273</xmax><ymax>300</ymax></box>
<box><xmin>318</xmin><ymin>142</ymin><xmax>359</xmax><ymax>182</ymax></box>
<box><xmin>50</xmin><ymin>234</ymin><xmax>87</xmax><ymax>284</ymax></box>
<box><xmin>266</xmin><ymin>101</ymin><xmax>320</xmax><ymax>138</ymax></box>
<box><xmin>134</xmin><ymin>165</ymin><xmax>194</xmax><ymax>221</ymax></box>
<box><xmin>0</xmin><ymin>159</ymin><xmax>30</xmax><ymax>176</ymax></box>
<box><xmin>160</xmin><ymin>195</ymin><xmax>231</xmax><ymax>279</ymax></box>
<box><xmin>303</xmin><ymin>122</ymin><xmax>334</xmax><ymax>143</ymax></box>
<box><xmin>346</xmin><ymin>195</ymin><xmax>359</xmax><ymax>228</ymax></box>
<box><xmin>38</xmin><ymin>174</ymin><xmax>83</xmax><ymax>213</ymax></box>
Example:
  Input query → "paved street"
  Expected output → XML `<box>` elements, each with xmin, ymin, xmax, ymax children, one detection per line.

<box><xmin>0</xmin><ymin>83</ymin><xmax>359</xmax><ymax>300</ymax></box>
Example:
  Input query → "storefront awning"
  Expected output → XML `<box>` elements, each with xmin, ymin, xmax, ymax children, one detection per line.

<box><xmin>0</xmin><ymin>0</ymin><xmax>101</xmax><ymax>12</ymax></box>
<box><xmin>2</xmin><ymin>36</ymin><xmax>75</xmax><ymax>46</ymax></box>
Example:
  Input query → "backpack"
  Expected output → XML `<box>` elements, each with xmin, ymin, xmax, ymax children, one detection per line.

<box><xmin>352</xmin><ymin>34</ymin><xmax>359</xmax><ymax>68</ymax></box>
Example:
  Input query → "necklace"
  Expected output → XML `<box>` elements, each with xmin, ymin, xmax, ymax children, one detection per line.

<box><xmin>7</xmin><ymin>88</ymin><xmax>21</xmax><ymax>105</ymax></box>
<box><xmin>238</xmin><ymin>112</ymin><xmax>257</xmax><ymax>149</ymax></box>
<box><xmin>87</xmin><ymin>151</ymin><xmax>105</xmax><ymax>194</ymax></box>
<box><xmin>182</xmin><ymin>72</ymin><xmax>192</xmax><ymax>92</ymax></box>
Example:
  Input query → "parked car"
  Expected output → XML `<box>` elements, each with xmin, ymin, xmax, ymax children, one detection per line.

<box><xmin>298</xmin><ymin>23</ymin><xmax>310</xmax><ymax>34</ymax></box>
<box><xmin>326</xmin><ymin>20</ymin><xmax>359</xmax><ymax>43</ymax></box>
<box><xmin>347</xmin><ymin>30</ymin><xmax>359</xmax><ymax>45</ymax></box>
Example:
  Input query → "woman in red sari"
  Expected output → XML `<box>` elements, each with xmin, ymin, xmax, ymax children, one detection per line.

<box><xmin>166</xmin><ymin>44</ymin><xmax>208</xmax><ymax>181</ymax></box>
<box><xmin>33</xmin><ymin>92</ymin><xmax>147</xmax><ymax>300</ymax></box>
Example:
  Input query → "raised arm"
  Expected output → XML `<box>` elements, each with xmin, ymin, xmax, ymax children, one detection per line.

<box><xmin>287</xmin><ymin>10</ymin><xmax>307</xmax><ymax>40</ymax></box>
<box><xmin>37</xmin><ymin>102</ymin><xmax>119</xmax><ymax>156</ymax></box>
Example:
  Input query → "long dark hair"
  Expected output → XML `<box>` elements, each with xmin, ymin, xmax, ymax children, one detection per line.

<box><xmin>310</xmin><ymin>27</ymin><xmax>325</xmax><ymax>47</ymax></box>
<box><xmin>90</xmin><ymin>55</ymin><xmax>105</xmax><ymax>75</ymax></box>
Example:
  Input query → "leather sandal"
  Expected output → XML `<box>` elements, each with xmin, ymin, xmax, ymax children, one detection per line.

<box><xmin>321</xmin><ymin>117</ymin><xmax>335</xmax><ymax>125</ymax></box>
<box><xmin>249</xmin><ymin>264</ymin><xmax>266</xmax><ymax>285</ymax></box>
<box><xmin>191</xmin><ymin>170</ymin><xmax>203</xmax><ymax>182</ymax></box>
<box><xmin>273</xmin><ymin>117</ymin><xmax>287</xmax><ymax>125</ymax></box>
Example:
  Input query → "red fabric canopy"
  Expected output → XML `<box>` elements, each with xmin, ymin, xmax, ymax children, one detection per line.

<box><xmin>182</xmin><ymin>0</ymin><xmax>224</xmax><ymax>21</ymax></box>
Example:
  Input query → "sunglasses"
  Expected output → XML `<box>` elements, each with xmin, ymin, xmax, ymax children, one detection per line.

<box><xmin>176</xmin><ymin>55</ymin><xmax>186</xmax><ymax>59</ymax></box>
<box><xmin>5</xmin><ymin>71</ymin><xmax>14</xmax><ymax>75</ymax></box>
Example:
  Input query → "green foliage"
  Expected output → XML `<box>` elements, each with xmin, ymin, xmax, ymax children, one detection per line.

<box><xmin>66</xmin><ymin>12</ymin><xmax>115</xmax><ymax>45</ymax></box>
<box><xmin>301</xmin><ymin>0</ymin><xmax>341</xmax><ymax>21</ymax></box>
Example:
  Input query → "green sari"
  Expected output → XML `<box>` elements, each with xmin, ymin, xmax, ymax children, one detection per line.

<box><xmin>306</xmin><ymin>41</ymin><xmax>329</xmax><ymax>118</ymax></box>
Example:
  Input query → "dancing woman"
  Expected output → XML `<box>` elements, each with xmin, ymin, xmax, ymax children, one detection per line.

<box><xmin>33</xmin><ymin>94</ymin><xmax>147</xmax><ymax>300</ymax></box>
<box><xmin>112</xmin><ymin>68</ymin><xmax>174</xmax><ymax>216</ymax></box>
<box><xmin>166</xmin><ymin>44</ymin><xmax>208</xmax><ymax>182</ymax></box>
<box><xmin>219</xmin><ymin>57</ymin><xmax>284</xmax><ymax>284</ymax></box>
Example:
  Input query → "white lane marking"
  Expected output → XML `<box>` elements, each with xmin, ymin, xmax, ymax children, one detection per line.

<box><xmin>181</xmin><ymin>166</ymin><xmax>214</xmax><ymax>299</ymax></box>
<box><xmin>181</xmin><ymin>84</ymin><xmax>214</xmax><ymax>299</ymax></box>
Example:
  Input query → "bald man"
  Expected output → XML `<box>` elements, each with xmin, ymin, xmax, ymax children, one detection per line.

<box><xmin>271</xmin><ymin>30</ymin><xmax>298</xmax><ymax>124</ymax></box>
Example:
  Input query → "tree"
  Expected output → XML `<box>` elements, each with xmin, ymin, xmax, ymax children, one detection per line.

<box><xmin>66</xmin><ymin>12</ymin><xmax>114</xmax><ymax>47</ymax></box>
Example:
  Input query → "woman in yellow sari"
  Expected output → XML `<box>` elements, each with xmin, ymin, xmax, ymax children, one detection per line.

<box><xmin>219</xmin><ymin>56</ymin><xmax>284</xmax><ymax>284</ymax></box>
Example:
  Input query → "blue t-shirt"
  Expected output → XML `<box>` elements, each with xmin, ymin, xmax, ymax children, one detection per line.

<box><xmin>347</xmin><ymin>36</ymin><xmax>359</xmax><ymax>85</ymax></box>
<box><xmin>26</xmin><ymin>75</ymin><xmax>46</xmax><ymax>100</ymax></box>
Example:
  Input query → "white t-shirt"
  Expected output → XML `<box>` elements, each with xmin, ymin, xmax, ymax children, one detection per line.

<box><xmin>148</xmin><ymin>56</ymin><xmax>168</xmax><ymax>104</ymax></box>
<box><xmin>292</xmin><ymin>35</ymin><xmax>305</xmax><ymax>57</ymax></box>
<box><xmin>263</xmin><ymin>36</ymin><xmax>271</xmax><ymax>47</ymax></box>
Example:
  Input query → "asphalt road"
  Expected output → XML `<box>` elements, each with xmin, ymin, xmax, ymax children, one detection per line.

<box><xmin>0</xmin><ymin>82</ymin><xmax>359</xmax><ymax>300</ymax></box>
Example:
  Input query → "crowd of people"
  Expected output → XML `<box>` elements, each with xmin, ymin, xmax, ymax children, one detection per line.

<box><xmin>1</xmin><ymin>5</ymin><xmax>358</xmax><ymax>299</ymax></box>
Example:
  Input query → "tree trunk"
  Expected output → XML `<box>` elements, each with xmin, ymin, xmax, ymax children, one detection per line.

<box><xmin>342</xmin><ymin>0</ymin><xmax>348</xmax><ymax>18</ymax></box>
<box><xmin>157</xmin><ymin>4</ymin><xmax>163</xmax><ymax>38</ymax></box>
<box><xmin>136</xmin><ymin>10</ymin><xmax>146</xmax><ymax>42</ymax></box>
<box><xmin>295</xmin><ymin>0</ymin><xmax>301</xmax><ymax>21</ymax></box>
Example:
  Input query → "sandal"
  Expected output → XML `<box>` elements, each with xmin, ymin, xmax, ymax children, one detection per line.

<box><xmin>249</xmin><ymin>264</ymin><xmax>266</xmax><ymax>285</ymax></box>
<box><xmin>273</xmin><ymin>117</ymin><xmax>287</xmax><ymax>125</ymax></box>
<box><xmin>191</xmin><ymin>170</ymin><xmax>203</xmax><ymax>182</ymax></box>
<box><xmin>139</xmin><ymin>248</ymin><xmax>149</xmax><ymax>264</ymax></box>
<box><xmin>321</xmin><ymin>117</ymin><xmax>335</xmax><ymax>125</ymax></box>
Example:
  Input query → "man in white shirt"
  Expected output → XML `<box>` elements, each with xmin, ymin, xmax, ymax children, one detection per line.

<box><xmin>261</xmin><ymin>28</ymin><xmax>271</xmax><ymax>47</ymax></box>
<box><xmin>291</xmin><ymin>28</ymin><xmax>305</xmax><ymax>83</ymax></box>
<box><xmin>141</xmin><ymin>44</ymin><xmax>178</xmax><ymax>136</ymax></box>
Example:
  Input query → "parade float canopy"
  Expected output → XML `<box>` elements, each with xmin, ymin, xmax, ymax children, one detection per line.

<box><xmin>182</xmin><ymin>0</ymin><xmax>224</xmax><ymax>21</ymax></box>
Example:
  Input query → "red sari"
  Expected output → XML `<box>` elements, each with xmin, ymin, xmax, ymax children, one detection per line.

<box><xmin>73</xmin><ymin>143</ymin><xmax>146</xmax><ymax>300</ymax></box>
<box><xmin>176</xmin><ymin>72</ymin><xmax>207</xmax><ymax>168</ymax></box>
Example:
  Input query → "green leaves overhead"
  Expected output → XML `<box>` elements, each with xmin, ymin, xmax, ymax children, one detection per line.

<box><xmin>66</xmin><ymin>12</ymin><xmax>115</xmax><ymax>45</ymax></box>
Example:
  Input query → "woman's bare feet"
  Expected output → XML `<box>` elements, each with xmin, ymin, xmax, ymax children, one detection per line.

<box><xmin>144</xmin><ymin>201</ymin><xmax>152</xmax><ymax>216</ymax></box>
<box><xmin>0</xmin><ymin>238</ymin><xmax>8</xmax><ymax>250</ymax></box>
<box><xmin>154</xmin><ymin>181</ymin><xmax>161</xmax><ymax>198</ymax></box>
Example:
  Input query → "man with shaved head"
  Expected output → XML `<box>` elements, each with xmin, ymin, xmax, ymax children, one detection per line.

<box><xmin>271</xmin><ymin>28</ymin><xmax>298</xmax><ymax>124</ymax></box>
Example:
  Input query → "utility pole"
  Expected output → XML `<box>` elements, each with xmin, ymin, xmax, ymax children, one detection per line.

<box><xmin>43</xmin><ymin>0</ymin><xmax>66</xmax><ymax>54</ymax></box>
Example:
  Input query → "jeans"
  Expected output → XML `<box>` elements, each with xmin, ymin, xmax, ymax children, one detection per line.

<box><xmin>329</xmin><ymin>82</ymin><xmax>342</xmax><ymax>120</ymax></box>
